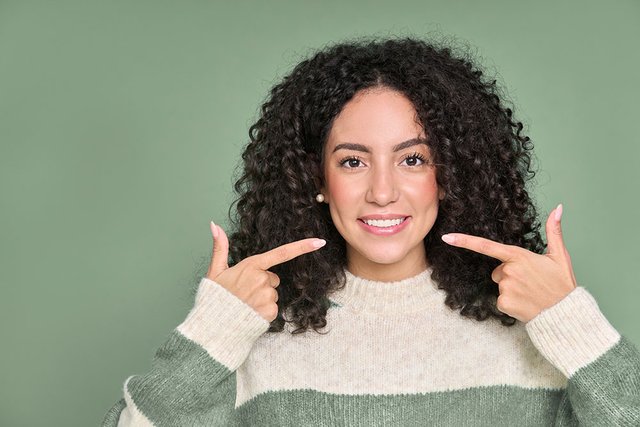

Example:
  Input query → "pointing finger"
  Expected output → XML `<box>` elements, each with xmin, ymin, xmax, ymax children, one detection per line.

<box><xmin>441</xmin><ymin>233</ymin><xmax>522</xmax><ymax>263</ymax></box>
<box><xmin>253</xmin><ymin>238</ymin><xmax>326</xmax><ymax>271</ymax></box>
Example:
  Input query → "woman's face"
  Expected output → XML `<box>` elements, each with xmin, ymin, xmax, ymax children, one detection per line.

<box><xmin>321</xmin><ymin>87</ymin><xmax>444</xmax><ymax>281</ymax></box>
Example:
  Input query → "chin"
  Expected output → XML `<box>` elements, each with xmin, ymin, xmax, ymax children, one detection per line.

<box><xmin>359</xmin><ymin>248</ymin><xmax>408</xmax><ymax>265</ymax></box>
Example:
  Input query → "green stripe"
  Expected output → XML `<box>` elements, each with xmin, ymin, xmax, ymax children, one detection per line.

<box><xmin>107</xmin><ymin>329</ymin><xmax>639</xmax><ymax>426</ymax></box>
<box><xmin>237</xmin><ymin>385</ymin><xmax>566</xmax><ymax>427</ymax></box>
<box><xmin>101</xmin><ymin>398</ymin><xmax>126</xmax><ymax>426</ymax></box>
<box><xmin>566</xmin><ymin>335</ymin><xmax>640</xmax><ymax>425</ymax></box>
<box><xmin>126</xmin><ymin>330</ymin><xmax>238</xmax><ymax>426</ymax></box>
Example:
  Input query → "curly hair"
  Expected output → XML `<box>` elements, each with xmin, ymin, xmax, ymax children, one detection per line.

<box><xmin>215</xmin><ymin>34</ymin><xmax>545</xmax><ymax>335</ymax></box>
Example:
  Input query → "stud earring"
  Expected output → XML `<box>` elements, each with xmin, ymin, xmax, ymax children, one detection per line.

<box><xmin>315</xmin><ymin>193</ymin><xmax>325</xmax><ymax>203</ymax></box>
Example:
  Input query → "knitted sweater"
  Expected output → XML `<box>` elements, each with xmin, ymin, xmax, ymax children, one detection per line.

<box><xmin>102</xmin><ymin>267</ymin><xmax>640</xmax><ymax>426</ymax></box>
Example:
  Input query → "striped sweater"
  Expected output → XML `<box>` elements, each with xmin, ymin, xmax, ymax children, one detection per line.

<box><xmin>103</xmin><ymin>267</ymin><xmax>640</xmax><ymax>426</ymax></box>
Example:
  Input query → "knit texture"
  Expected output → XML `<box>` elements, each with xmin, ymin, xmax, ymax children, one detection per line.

<box><xmin>103</xmin><ymin>267</ymin><xmax>640</xmax><ymax>426</ymax></box>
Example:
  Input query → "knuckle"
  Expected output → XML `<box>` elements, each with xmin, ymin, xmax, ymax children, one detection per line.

<box><xmin>263</xmin><ymin>285</ymin><xmax>276</xmax><ymax>298</ymax></box>
<box><xmin>241</xmin><ymin>256</ymin><xmax>257</xmax><ymax>270</ymax></box>
<box><xmin>267</xmin><ymin>271</ymin><xmax>281</xmax><ymax>287</ymax></box>
<box><xmin>490</xmin><ymin>270</ymin><xmax>499</xmax><ymax>283</ymax></box>
<box><xmin>514</xmin><ymin>247</ymin><xmax>528</xmax><ymax>259</ymax></box>
<box><xmin>496</xmin><ymin>294</ymin><xmax>509</xmax><ymax>312</ymax></box>
<box><xmin>259</xmin><ymin>272</ymin><xmax>272</xmax><ymax>287</ymax></box>
<box><xmin>266</xmin><ymin>303</ymin><xmax>279</xmax><ymax>321</ymax></box>
<box><xmin>257</xmin><ymin>285</ymin><xmax>276</xmax><ymax>303</ymax></box>
<box><xmin>261</xmin><ymin>286</ymin><xmax>274</xmax><ymax>299</ymax></box>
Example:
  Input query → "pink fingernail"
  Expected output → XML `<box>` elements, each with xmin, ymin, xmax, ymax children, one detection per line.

<box><xmin>312</xmin><ymin>239</ymin><xmax>326</xmax><ymax>248</ymax></box>
<box><xmin>554</xmin><ymin>204</ymin><xmax>563</xmax><ymax>221</ymax></box>
<box><xmin>442</xmin><ymin>234</ymin><xmax>455</xmax><ymax>244</ymax></box>
<box><xmin>210</xmin><ymin>221</ymin><xmax>219</xmax><ymax>238</ymax></box>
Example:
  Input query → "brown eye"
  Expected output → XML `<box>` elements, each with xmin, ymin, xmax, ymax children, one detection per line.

<box><xmin>339</xmin><ymin>156</ymin><xmax>364</xmax><ymax>169</ymax></box>
<box><xmin>401</xmin><ymin>152</ymin><xmax>427</xmax><ymax>167</ymax></box>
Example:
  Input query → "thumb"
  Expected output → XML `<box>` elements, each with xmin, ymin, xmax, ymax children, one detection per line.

<box><xmin>208</xmin><ymin>221</ymin><xmax>229</xmax><ymax>279</ymax></box>
<box><xmin>545</xmin><ymin>203</ymin><xmax>566</xmax><ymax>257</ymax></box>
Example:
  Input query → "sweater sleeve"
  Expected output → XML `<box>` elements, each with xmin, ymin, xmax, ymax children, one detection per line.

<box><xmin>101</xmin><ymin>277</ymin><xmax>271</xmax><ymax>426</ymax></box>
<box><xmin>525</xmin><ymin>286</ymin><xmax>640</xmax><ymax>426</ymax></box>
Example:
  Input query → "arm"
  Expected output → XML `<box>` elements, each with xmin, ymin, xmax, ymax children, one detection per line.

<box><xmin>101</xmin><ymin>277</ymin><xmax>270</xmax><ymax>426</ymax></box>
<box><xmin>525</xmin><ymin>287</ymin><xmax>640</xmax><ymax>426</ymax></box>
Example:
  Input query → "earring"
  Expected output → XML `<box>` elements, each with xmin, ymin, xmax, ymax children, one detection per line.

<box><xmin>315</xmin><ymin>193</ymin><xmax>325</xmax><ymax>203</ymax></box>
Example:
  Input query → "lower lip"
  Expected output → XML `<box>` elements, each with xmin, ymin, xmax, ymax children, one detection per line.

<box><xmin>357</xmin><ymin>217</ymin><xmax>411</xmax><ymax>235</ymax></box>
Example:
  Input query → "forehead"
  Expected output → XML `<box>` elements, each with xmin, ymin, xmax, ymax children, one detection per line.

<box><xmin>325</xmin><ymin>88</ymin><xmax>426</xmax><ymax>151</ymax></box>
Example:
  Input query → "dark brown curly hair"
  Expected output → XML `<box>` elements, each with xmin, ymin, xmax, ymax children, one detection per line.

<box><xmin>197</xmin><ymin>34</ymin><xmax>546</xmax><ymax>335</ymax></box>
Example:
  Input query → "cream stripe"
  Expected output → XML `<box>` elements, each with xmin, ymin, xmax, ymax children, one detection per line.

<box><xmin>525</xmin><ymin>286</ymin><xmax>621</xmax><ymax>378</ymax></box>
<box><xmin>117</xmin><ymin>376</ymin><xmax>154</xmax><ymax>427</ymax></box>
<box><xmin>235</xmin><ymin>302</ymin><xmax>567</xmax><ymax>407</ymax></box>
<box><xmin>176</xmin><ymin>277</ymin><xmax>270</xmax><ymax>370</ymax></box>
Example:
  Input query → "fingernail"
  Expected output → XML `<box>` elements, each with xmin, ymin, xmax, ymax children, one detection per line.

<box><xmin>210</xmin><ymin>221</ymin><xmax>219</xmax><ymax>238</ymax></box>
<box><xmin>441</xmin><ymin>234</ymin><xmax>455</xmax><ymax>244</ymax></box>
<box><xmin>554</xmin><ymin>204</ymin><xmax>563</xmax><ymax>221</ymax></box>
<box><xmin>312</xmin><ymin>239</ymin><xmax>326</xmax><ymax>248</ymax></box>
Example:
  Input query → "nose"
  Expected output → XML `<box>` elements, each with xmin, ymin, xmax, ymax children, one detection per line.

<box><xmin>365</xmin><ymin>164</ymin><xmax>400</xmax><ymax>205</ymax></box>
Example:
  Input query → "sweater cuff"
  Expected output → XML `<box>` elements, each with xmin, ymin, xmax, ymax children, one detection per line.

<box><xmin>525</xmin><ymin>286</ymin><xmax>620</xmax><ymax>378</ymax></box>
<box><xmin>176</xmin><ymin>277</ymin><xmax>270</xmax><ymax>371</ymax></box>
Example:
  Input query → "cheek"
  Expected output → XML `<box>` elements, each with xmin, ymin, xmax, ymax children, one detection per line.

<box><xmin>326</xmin><ymin>175</ymin><xmax>358</xmax><ymax>210</ymax></box>
<box><xmin>404</xmin><ymin>174</ymin><xmax>440</xmax><ymax>202</ymax></box>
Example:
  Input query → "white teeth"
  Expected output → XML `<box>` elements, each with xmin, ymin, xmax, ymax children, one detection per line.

<box><xmin>363</xmin><ymin>217</ymin><xmax>406</xmax><ymax>227</ymax></box>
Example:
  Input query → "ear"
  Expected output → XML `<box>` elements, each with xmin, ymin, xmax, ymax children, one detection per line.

<box><xmin>438</xmin><ymin>187</ymin><xmax>445</xmax><ymax>200</ymax></box>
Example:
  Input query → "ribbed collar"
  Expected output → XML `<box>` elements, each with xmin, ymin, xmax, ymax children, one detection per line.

<box><xmin>327</xmin><ymin>266</ymin><xmax>445</xmax><ymax>315</ymax></box>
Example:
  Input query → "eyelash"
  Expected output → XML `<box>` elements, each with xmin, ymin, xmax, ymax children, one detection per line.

<box><xmin>338</xmin><ymin>151</ymin><xmax>428</xmax><ymax>169</ymax></box>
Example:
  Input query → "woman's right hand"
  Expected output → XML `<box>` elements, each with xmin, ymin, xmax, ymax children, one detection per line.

<box><xmin>206</xmin><ymin>221</ymin><xmax>326</xmax><ymax>322</ymax></box>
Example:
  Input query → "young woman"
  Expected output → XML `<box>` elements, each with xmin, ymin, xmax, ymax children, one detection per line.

<box><xmin>103</xmin><ymin>36</ymin><xmax>640</xmax><ymax>426</ymax></box>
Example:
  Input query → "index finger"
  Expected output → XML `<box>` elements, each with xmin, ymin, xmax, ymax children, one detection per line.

<box><xmin>442</xmin><ymin>233</ymin><xmax>521</xmax><ymax>263</ymax></box>
<box><xmin>251</xmin><ymin>238</ymin><xmax>326</xmax><ymax>270</ymax></box>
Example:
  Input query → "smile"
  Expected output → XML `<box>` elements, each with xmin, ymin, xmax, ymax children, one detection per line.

<box><xmin>357</xmin><ymin>216</ymin><xmax>411</xmax><ymax>235</ymax></box>
<box><xmin>362</xmin><ymin>217</ymin><xmax>406</xmax><ymax>227</ymax></box>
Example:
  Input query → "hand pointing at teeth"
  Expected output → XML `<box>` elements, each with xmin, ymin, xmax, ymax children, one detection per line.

<box><xmin>440</xmin><ymin>204</ymin><xmax>578</xmax><ymax>323</ymax></box>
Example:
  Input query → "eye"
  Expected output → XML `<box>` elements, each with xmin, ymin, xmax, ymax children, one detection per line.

<box><xmin>400</xmin><ymin>152</ymin><xmax>428</xmax><ymax>167</ymax></box>
<box><xmin>338</xmin><ymin>155</ymin><xmax>365</xmax><ymax>169</ymax></box>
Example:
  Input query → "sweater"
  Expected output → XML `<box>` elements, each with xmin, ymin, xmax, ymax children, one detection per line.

<box><xmin>102</xmin><ymin>266</ymin><xmax>640</xmax><ymax>426</ymax></box>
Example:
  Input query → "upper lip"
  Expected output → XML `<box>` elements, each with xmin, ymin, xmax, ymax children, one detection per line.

<box><xmin>359</xmin><ymin>214</ymin><xmax>410</xmax><ymax>221</ymax></box>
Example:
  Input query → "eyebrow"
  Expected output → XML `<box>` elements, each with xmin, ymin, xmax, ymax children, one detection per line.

<box><xmin>331</xmin><ymin>137</ymin><xmax>428</xmax><ymax>154</ymax></box>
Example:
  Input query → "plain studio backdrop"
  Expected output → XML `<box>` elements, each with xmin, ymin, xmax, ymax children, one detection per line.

<box><xmin>1</xmin><ymin>1</ymin><xmax>638</xmax><ymax>425</ymax></box>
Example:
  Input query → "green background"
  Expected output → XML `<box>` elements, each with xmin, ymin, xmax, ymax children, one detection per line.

<box><xmin>1</xmin><ymin>1</ymin><xmax>638</xmax><ymax>425</ymax></box>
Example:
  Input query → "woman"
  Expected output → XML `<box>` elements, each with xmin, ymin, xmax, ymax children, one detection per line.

<box><xmin>103</xmin><ymin>36</ymin><xmax>640</xmax><ymax>426</ymax></box>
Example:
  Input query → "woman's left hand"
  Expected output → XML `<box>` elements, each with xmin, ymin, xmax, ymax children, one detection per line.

<box><xmin>441</xmin><ymin>204</ymin><xmax>578</xmax><ymax>323</ymax></box>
